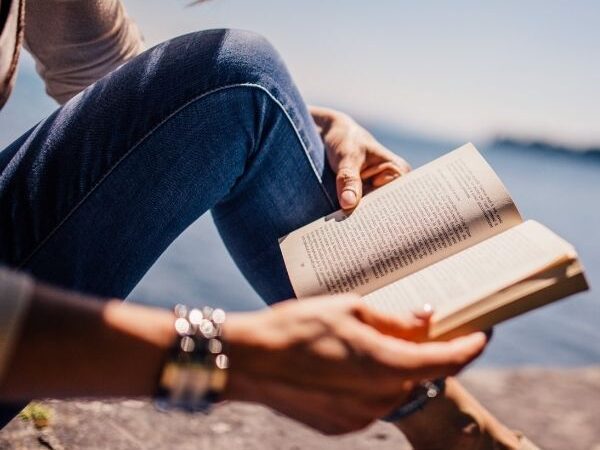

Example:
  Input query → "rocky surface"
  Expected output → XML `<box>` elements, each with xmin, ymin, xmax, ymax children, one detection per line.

<box><xmin>1</xmin><ymin>368</ymin><xmax>599</xmax><ymax>450</ymax></box>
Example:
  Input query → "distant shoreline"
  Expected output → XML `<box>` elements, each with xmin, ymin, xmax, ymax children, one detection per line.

<box><xmin>492</xmin><ymin>136</ymin><xmax>600</xmax><ymax>155</ymax></box>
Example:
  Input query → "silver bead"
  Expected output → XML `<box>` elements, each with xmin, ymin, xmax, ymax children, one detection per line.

<box><xmin>208</xmin><ymin>338</ymin><xmax>223</xmax><ymax>354</ymax></box>
<box><xmin>174</xmin><ymin>317</ymin><xmax>191</xmax><ymax>336</ymax></box>
<box><xmin>188</xmin><ymin>308</ymin><xmax>203</xmax><ymax>325</ymax></box>
<box><xmin>425</xmin><ymin>382</ymin><xmax>439</xmax><ymax>398</ymax></box>
<box><xmin>215</xmin><ymin>354</ymin><xmax>229</xmax><ymax>369</ymax></box>
<box><xmin>201</xmin><ymin>306</ymin><xmax>214</xmax><ymax>319</ymax></box>
<box><xmin>199</xmin><ymin>319</ymin><xmax>216</xmax><ymax>338</ymax></box>
<box><xmin>180</xmin><ymin>336</ymin><xmax>196</xmax><ymax>352</ymax></box>
<box><xmin>174</xmin><ymin>304</ymin><xmax>188</xmax><ymax>318</ymax></box>
<box><xmin>211</xmin><ymin>308</ymin><xmax>226</xmax><ymax>325</ymax></box>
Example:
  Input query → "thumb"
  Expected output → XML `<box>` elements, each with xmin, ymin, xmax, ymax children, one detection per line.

<box><xmin>337</xmin><ymin>161</ymin><xmax>363</xmax><ymax>210</ymax></box>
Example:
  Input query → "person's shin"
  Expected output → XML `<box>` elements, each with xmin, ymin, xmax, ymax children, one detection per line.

<box><xmin>394</xmin><ymin>377</ymin><xmax>522</xmax><ymax>450</ymax></box>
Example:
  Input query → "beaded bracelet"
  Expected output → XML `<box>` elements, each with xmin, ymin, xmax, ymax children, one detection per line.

<box><xmin>155</xmin><ymin>304</ymin><xmax>229</xmax><ymax>412</ymax></box>
<box><xmin>382</xmin><ymin>378</ymin><xmax>446</xmax><ymax>422</ymax></box>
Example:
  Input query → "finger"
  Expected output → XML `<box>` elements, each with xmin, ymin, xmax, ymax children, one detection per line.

<box><xmin>390</xmin><ymin>332</ymin><xmax>488</xmax><ymax>379</ymax></box>
<box><xmin>378</xmin><ymin>147</ymin><xmax>412</xmax><ymax>174</ymax></box>
<box><xmin>412</xmin><ymin>303</ymin><xmax>434</xmax><ymax>321</ymax></box>
<box><xmin>337</xmin><ymin>160</ymin><xmax>363</xmax><ymax>210</ymax></box>
<box><xmin>345</xmin><ymin>308</ymin><xmax>485</xmax><ymax>376</ymax></box>
<box><xmin>372</xmin><ymin>170</ymin><xmax>400</xmax><ymax>188</ymax></box>
<box><xmin>367</xmin><ymin>144</ymin><xmax>412</xmax><ymax>174</ymax></box>
<box><xmin>353</xmin><ymin>303</ymin><xmax>430</xmax><ymax>341</ymax></box>
<box><xmin>360</xmin><ymin>161</ymin><xmax>403</xmax><ymax>180</ymax></box>
<box><xmin>318</xmin><ymin>314</ymin><xmax>483</xmax><ymax>400</ymax></box>
<box><xmin>361</xmin><ymin>159</ymin><xmax>409</xmax><ymax>189</ymax></box>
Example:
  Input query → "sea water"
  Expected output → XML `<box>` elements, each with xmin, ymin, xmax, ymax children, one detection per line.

<box><xmin>2</xmin><ymin>59</ymin><xmax>598</xmax><ymax>366</ymax></box>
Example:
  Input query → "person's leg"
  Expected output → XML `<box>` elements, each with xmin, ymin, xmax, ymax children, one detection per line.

<box><xmin>0</xmin><ymin>27</ymin><xmax>337</xmax><ymax>426</ymax></box>
<box><xmin>0</xmin><ymin>30</ymin><xmax>533</xmax><ymax>448</ymax></box>
<box><xmin>0</xmin><ymin>29</ymin><xmax>336</xmax><ymax>305</ymax></box>
<box><xmin>395</xmin><ymin>378</ymin><xmax>526</xmax><ymax>450</ymax></box>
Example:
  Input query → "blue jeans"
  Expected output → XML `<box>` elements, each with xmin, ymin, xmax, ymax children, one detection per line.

<box><xmin>0</xmin><ymin>29</ymin><xmax>338</xmax><ymax>422</ymax></box>
<box><xmin>0</xmin><ymin>28</ymin><xmax>339</xmax><ymax>303</ymax></box>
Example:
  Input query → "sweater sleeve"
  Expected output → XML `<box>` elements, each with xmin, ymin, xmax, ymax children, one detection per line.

<box><xmin>23</xmin><ymin>0</ymin><xmax>145</xmax><ymax>104</ymax></box>
<box><xmin>0</xmin><ymin>268</ymin><xmax>32</xmax><ymax>382</ymax></box>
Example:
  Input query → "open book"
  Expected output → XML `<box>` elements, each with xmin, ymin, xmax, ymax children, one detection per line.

<box><xmin>279</xmin><ymin>143</ymin><xmax>589</xmax><ymax>340</ymax></box>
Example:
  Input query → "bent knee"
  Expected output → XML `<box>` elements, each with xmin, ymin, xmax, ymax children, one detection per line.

<box><xmin>189</xmin><ymin>28</ymin><xmax>289</xmax><ymax>88</ymax></box>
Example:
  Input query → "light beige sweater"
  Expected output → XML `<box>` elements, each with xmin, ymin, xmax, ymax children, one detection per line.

<box><xmin>0</xmin><ymin>0</ymin><xmax>144</xmax><ymax>379</ymax></box>
<box><xmin>0</xmin><ymin>0</ymin><xmax>144</xmax><ymax>106</ymax></box>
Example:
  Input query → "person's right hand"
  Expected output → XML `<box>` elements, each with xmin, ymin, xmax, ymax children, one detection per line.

<box><xmin>222</xmin><ymin>294</ymin><xmax>487</xmax><ymax>435</ymax></box>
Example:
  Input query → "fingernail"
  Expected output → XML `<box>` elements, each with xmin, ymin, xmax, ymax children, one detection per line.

<box><xmin>341</xmin><ymin>190</ymin><xmax>357</xmax><ymax>208</ymax></box>
<box><xmin>422</xmin><ymin>303</ymin><xmax>433</xmax><ymax>314</ymax></box>
<box><xmin>470</xmin><ymin>332</ymin><xmax>487</xmax><ymax>344</ymax></box>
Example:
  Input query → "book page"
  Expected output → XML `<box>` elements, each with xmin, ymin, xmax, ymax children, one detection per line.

<box><xmin>280</xmin><ymin>143</ymin><xmax>522</xmax><ymax>298</ymax></box>
<box><xmin>428</xmin><ymin>260</ymin><xmax>586</xmax><ymax>340</ymax></box>
<box><xmin>363</xmin><ymin>220</ymin><xmax>577</xmax><ymax>320</ymax></box>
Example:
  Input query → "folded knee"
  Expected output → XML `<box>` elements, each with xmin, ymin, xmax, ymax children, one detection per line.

<box><xmin>187</xmin><ymin>28</ymin><xmax>288</xmax><ymax>88</ymax></box>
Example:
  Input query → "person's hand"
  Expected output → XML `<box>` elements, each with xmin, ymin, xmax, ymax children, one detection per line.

<box><xmin>222</xmin><ymin>295</ymin><xmax>487</xmax><ymax>435</ymax></box>
<box><xmin>310</xmin><ymin>106</ymin><xmax>411</xmax><ymax>210</ymax></box>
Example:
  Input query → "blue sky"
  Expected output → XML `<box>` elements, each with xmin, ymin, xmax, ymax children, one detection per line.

<box><xmin>120</xmin><ymin>0</ymin><xmax>600</xmax><ymax>147</ymax></box>
<box><xmin>2</xmin><ymin>1</ymin><xmax>599</xmax><ymax>147</ymax></box>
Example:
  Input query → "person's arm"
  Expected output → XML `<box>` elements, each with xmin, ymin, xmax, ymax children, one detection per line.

<box><xmin>0</xmin><ymin>278</ymin><xmax>488</xmax><ymax>435</ymax></box>
<box><xmin>0</xmin><ymin>281</ymin><xmax>174</xmax><ymax>400</ymax></box>
<box><xmin>23</xmin><ymin>0</ymin><xmax>144</xmax><ymax>104</ymax></box>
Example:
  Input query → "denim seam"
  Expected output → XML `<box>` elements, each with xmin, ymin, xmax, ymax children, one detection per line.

<box><xmin>17</xmin><ymin>82</ymin><xmax>335</xmax><ymax>269</ymax></box>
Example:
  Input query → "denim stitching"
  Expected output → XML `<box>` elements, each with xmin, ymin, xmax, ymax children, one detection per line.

<box><xmin>17</xmin><ymin>83</ymin><xmax>335</xmax><ymax>268</ymax></box>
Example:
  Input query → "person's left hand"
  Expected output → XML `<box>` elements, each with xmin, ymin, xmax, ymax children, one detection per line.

<box><xmin>310</xmin><ymin>106</ymin><xmax>411</xmax><ymax>210</ymax></box>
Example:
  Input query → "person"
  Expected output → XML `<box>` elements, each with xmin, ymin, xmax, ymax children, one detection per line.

<box><xmin>0</xmin><ymin>1</ymin><xmax>538</xmax><ymax>448</ymax></box>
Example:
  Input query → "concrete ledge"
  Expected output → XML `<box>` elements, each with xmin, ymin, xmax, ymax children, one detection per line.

<box><xmin>1</xmin><ymin>368</ymin><xmax>598</xmax><ymax>449</ymax></box>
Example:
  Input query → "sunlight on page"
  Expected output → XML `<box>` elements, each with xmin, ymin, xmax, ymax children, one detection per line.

<box><xmin>363</xmin><ymin>220</ymin><xmax>576</xmax><ymax>319</ymax></box>
<box><xmin>280</xmin><ymin>144</ymin><xmax>522</xmax><ymax>298</ymax></box>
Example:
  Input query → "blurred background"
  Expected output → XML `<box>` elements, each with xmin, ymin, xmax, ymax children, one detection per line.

<box><xmin>1</xmin><ymin>0</ymin><xmax>598</xmax><ymax>366</ymax></box>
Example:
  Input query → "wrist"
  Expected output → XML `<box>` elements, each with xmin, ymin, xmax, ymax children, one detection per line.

<box><xmin>383</xmin><ymin>379</ymin><xmax>445</xmax><ymax>422</ymax></box>
<box><xmin>103</xmin><ymin>300</ymin><xmax>176</xmax><ymax>351</ymax></box>
<box><xmin>220</xmin><ymin>310</ymin><xmax>271</xmax><ymax>403</ymax></box>
<box><xmin>154</xmin><ymin>305</ymin><xmax>230</xmax><ymax>412</ymax></box>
